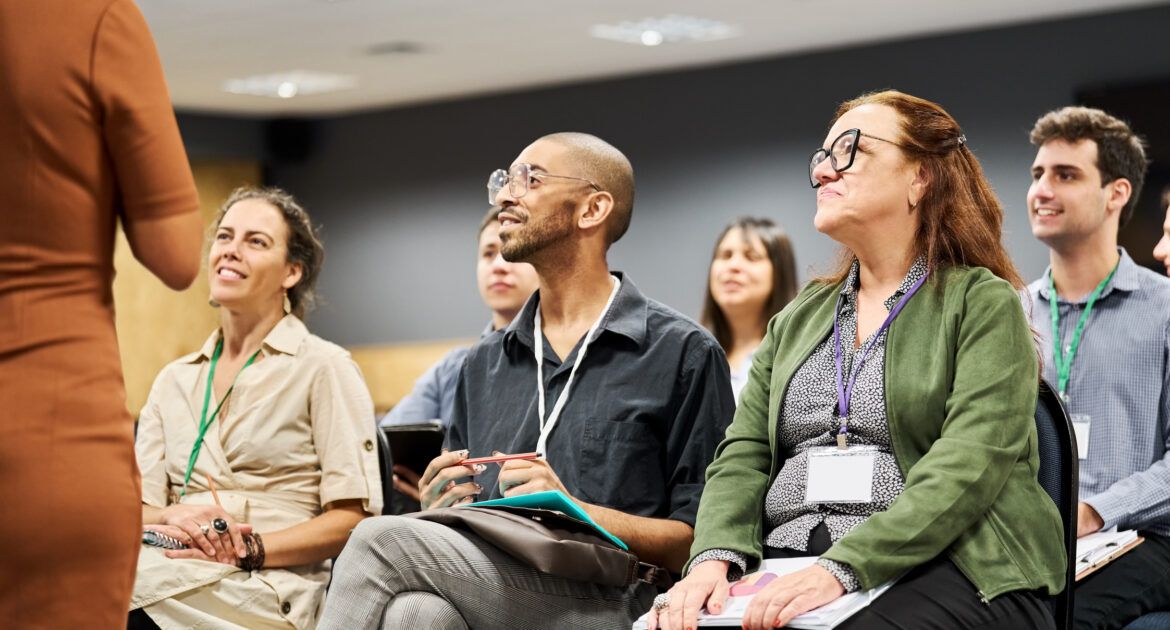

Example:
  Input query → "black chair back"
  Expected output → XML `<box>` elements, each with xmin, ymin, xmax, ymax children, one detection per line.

<box><xmin>328</xmin><ymin>427</ymin><xmax>395</xmax><ymax>590</ymax></box>
<box><xmin>375</xmin><ymin>426</ymin><xmax>395</xmax><ymax>514</ymax></box>
<box><xmin>1035</xmin><ymin>378</ymin><xmax>1079</xmax><ymax>630</ymax></box>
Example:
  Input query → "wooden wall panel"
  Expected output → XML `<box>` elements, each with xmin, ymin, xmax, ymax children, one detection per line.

<box><xmin>114</xmin><ymin>161</ymin><xmax>260</xmax><ymax>415</ymax></box>
<box><xmin>349</xmin><ymin>338</ymin><xmax>473</xmax><ymax>415</ymax></box>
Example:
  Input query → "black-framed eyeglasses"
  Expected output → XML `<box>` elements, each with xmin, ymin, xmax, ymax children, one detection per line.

<box><xmin>808</xmin><ymin>128</ymin><xmax>909</xmax><ymax>188</ymax></box>
<box><xmin>487</xmin><ymin>163</ymin><xmax>602</xmax><ymax>205</ymax></box>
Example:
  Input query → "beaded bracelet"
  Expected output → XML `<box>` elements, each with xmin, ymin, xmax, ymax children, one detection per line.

<box><xmin>239</xmin><ymin>532</ymin><xmax>266</xmax><ymax>571</ymax></box>
<box><xmin>252</xmin><ymin>532</ymin><xmax>265</xmax><ymax>570</ymax></box>
<box><xmin>240</xmin><ymin>534</ymin><xmax>254</xmax><ymax>570</ymax></box>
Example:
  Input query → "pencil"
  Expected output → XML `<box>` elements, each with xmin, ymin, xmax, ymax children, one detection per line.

<box><xmin>462</xmin><ymin>452</ymin><xmax>541</xmax><ymax>466</ymax></box>
<box><xmin>206</xmin><ymin>474</ymin><xmax>223</xmax><ymax>508</ymax></box>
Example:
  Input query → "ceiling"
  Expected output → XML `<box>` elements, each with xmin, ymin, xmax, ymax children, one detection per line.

<box><xmin>141</xmin><ymin>0</ymin><xmax>1167</xmax><ymax>117</ymax></box>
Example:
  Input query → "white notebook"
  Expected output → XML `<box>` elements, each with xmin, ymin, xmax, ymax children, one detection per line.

<box><xmin>1075</xmin><ymin>529</ymin><xmax>1140</xmax><ymax>579</ymax></box>
<box><xmin>632</xmin><ymin>557</ymin><xmax>895</xmax><ymax>630</ymax></box>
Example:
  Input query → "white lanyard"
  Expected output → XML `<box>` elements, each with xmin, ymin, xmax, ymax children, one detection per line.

<box><xmin>534</xmin><ymin>275</ymin><xmax>621</xmax><ymax>457</ymax></box>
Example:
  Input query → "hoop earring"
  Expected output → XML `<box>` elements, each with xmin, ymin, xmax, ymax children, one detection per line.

<box><xmin>209</xmin><ymin>296</ymin><xmax>221</xmax><ymax>308</ymax></box>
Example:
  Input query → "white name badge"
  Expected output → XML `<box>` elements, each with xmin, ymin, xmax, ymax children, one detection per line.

<box><xmin>1071</xmin><ymin>414</ymin><xmax>1091</xmax><ymax>460</ymax></box>
<box><xmin>805</xmin><ymin>445</ymin><xmax>878</xmax><ymax>504</ymax></box>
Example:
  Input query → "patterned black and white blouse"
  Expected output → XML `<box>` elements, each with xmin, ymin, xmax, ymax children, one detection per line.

<box><xmin>692</xmin><ymin>257</ymin><xmax>929</xmax><ymax>592</ymax></box>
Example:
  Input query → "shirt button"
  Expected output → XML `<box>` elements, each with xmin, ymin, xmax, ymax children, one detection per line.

<box><xmin>364</xmin><ymin>439</ymin><xmax>374</xmax><ymax>452</ymax></box>
<box><xmin>281</xmin><ymin>601</ymin><xmax>291</xmax><ymax>615</ymax></box>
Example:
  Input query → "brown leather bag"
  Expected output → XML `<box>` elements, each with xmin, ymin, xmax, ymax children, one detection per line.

<box><xmin>408</xmin><ymin>505</ymin><xmax>673</xmax><ymax>590</ymax></box>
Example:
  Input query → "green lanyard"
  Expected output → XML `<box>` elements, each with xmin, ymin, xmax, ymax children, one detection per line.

<box><xmin>1048</xmin><ymin>261</ymin><xmax>1118</xmax><ymax>401</ymax></box>
<box><xmin>182</xmin><ymin>338</ymin><xmax>261</xmax><ymax>494</ymax></box>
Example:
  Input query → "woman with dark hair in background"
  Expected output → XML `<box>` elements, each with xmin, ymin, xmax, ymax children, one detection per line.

<box><xmin>649</xmin><ymin>90</ymin><xmax>1065</xmax><ymax>630</ymax></box>
<box><xmin>129</xmin><ymin>187</ymin><xmax>382</xmax><ymax>630</ymax></box>
<box><xmin>701</xmin><ymin>217</ymin><xmax>798</xmax><ymax>401</ymax></box>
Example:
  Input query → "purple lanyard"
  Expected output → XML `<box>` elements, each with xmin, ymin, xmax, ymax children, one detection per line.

<box><xmin>833</xmin><ymin>270</ymin><xmax>929</xmax><ymax>448</ymax></box>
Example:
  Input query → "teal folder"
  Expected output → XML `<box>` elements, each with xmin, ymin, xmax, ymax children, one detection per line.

<box><xmin>463</xmin><ymin>490</ymin><xmax>629</xmax><ymax>551</ymax></box>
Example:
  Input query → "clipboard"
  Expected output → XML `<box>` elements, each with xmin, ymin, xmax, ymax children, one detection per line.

<box><xmin>1075</xmin><ymin>536</ymin><xmax>1144</xmax><ymax>581</ymax></box>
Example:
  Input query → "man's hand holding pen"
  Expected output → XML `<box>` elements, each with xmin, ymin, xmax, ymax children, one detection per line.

<box><xmin>418</xmin><ymin>450</ymin><xmax>561</xmax><ymax>509</ymax></box>
<box><xmin>418</xmin><ymin>450</ymin><xmax>486</xmax><ymax>510</ymax></box>
<box><xmin>496</xmin><ymin>455</ymin><xmax>569</xmax><ymax>498</ymax></box>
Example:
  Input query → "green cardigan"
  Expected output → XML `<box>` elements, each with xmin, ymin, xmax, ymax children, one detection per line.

<box><xmin>688</xmin><ymin>265</ymin><xmax>1067</xmax><ymax>600</ymax></box>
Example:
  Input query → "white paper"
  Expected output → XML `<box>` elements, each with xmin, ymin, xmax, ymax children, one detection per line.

<box><xmin>632</xmin><ymin>557</ymin><xmax>896</xmax><ymax>630</ymax></box>
<box><xmin>1075</xmin><ymin>529</ymin><xmax>1138</xmax><ymax>573</ymax></box>
<box><xmin>805</xmin><ymin>446</ymin><xmax>876</xmax><ymax>504</ymax></box>
<box><xmin>1071</xmin><ymin>414</ymin><xmax>1091</xmax><ymax>460</ymax></box>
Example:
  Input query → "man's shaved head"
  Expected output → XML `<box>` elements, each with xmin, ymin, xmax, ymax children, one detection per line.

<box><xmin>538</xmin><ymin>132</ymin><xmax>635</xmax><ymax>245</ymax></box>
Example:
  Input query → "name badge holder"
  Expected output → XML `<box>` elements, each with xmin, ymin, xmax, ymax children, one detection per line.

<box><xmin>805</xmin><ymin>445</ymin><xmax>879</xmax><ymax>504</ymax></box>
<box><xmin>533</xmin><ymin>275</ymin><xmax>622</xmax><ymax>459</ymax></box>
<box><xmin>1070</xmin><ymin>410</ymin><xmax>1092</xmax><ymax>460</ymax></box>
<box><xmin>831</xmin><ymin>271</ymin><xmax>928</xmax><ymax>448</ymax></box>
<box><xmin>1049</xmin><ymin>262</ymin><xmax>1116</xmax><ymax>464</ymax></box>
<box><xmin>183</xmin><ymin>338</ymin><xmax>261</xmax><ymax>496</ymax></box>
<box><xmin>816</xmin><ymin>270</ymin><xmax>928</xmax><ymax>505</ymax></box>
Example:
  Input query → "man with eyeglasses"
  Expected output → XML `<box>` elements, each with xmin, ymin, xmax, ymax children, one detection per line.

<box><xmin>1023</xmin><ymin>106</ymin><xmax>1170</xmax><ymax>629</ymax></box>
<box><xmin>319</xmin><ymin>132</ymin><xmax>735</xmax><ymax>629</ymax></box>
<box><xmin>379</xmin><ymin>206</ymin><xmax>539</xmax><ymax>511</ymax></box>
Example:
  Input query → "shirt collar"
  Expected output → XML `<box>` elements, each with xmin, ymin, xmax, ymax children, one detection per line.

<box><xmin>503</xmin><ymin>271</ymin><xmax>648</xmax><ymax>353</ymax></box>
<box><xmin>838</xmin><ymin>256</ymin><xmax>929</xmax><ymax>311</ymax></box>
<box><xmin>184</xmin><ymin>314</ymin><xmax>308</xmax><ymax>363</ymax></box>
<box><xmin>1037</xmin><ymin>247</ymin><xmax>1140</xmax><ymax>301</ymax></box>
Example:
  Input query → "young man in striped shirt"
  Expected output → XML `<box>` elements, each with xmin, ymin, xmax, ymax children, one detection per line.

<box><xmin>1025</xmin><ymin>106</ymin><xmax>1170</xmax><ymax>630</ymax></box>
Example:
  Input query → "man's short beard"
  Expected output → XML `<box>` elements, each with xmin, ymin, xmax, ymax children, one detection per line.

<box><xmin>500</xmin><ymin>200</ymin><xmax>576</xmax><ymax>263</ymax></box>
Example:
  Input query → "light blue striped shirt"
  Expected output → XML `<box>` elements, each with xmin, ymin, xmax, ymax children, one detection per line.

<box><xmin>1026</xmin><ymin>248</ymin><xmax>1170</xmax><ymax>536</ymax></box>
<box><xmin>379</xmin><ymin>323</ymin><xmax>494</xmax><ymax>429</ymax></box>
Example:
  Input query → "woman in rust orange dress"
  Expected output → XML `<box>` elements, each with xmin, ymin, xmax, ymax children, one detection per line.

<box><xmin>0</xmin><ymin>1</ymin><xmax>202</xmax><ymax>627</ymax></box>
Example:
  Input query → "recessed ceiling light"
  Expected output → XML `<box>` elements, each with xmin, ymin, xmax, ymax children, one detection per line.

<box><xmin>275</xmin><ymin>82</ymin><xmax>298</xmax><ymax>99</ymax></box>
<box><xmin>222</xmin><ymin>71</ymin><xmax>357</xmax><ymax>99</ymax></box>
<box><xmin>590</xmin><ymin>14</ymin><xmax>738</xmax><ymax>46</ymax></box>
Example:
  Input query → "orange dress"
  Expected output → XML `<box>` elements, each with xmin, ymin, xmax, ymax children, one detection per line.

<box><xmin>0</xmin><ymin>1</ymin><xmax>199</xmax><ymax>627</ymax></box>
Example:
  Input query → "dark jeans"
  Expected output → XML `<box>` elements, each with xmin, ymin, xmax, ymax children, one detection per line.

<box><xmin>1075</xmin><ymin>531</ymin><xmax>1170</xmax><ymax>630</ymax></box>
<box><xmin>758</xmin><ymin>523</ymin><xmax>1055</xmax><ymax>630</ymax></box>
<box><xmin>836</xmin><ymin>557</ymin><xmax>1054</xmax><ymax>630</ymax></box>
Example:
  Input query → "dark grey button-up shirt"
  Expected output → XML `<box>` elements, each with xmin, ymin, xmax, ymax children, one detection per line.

<box><xmin>447</xmin><ymin>272</ymin><xmax>736</xmax><ymax>526</ymax></box>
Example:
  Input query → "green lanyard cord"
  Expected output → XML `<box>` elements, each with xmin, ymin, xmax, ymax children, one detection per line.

<box><xmin>182</xmin><ymin>338</ymin><xmax>261</xmax><ymax>495</ymax></box>
<box><xmin>1048</xmin><ymin>261</ymin><xmax>1119</xmax><ymax>400</ymax></box>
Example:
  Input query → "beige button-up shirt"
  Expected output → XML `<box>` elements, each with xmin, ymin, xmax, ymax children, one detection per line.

<box><xmin>132</xmin><ymin>315</ymin><xmax>382</xmax><ymax>629</ymax></box>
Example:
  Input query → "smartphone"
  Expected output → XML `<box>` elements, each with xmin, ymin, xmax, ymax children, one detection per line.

<box><xmin>381</xmin><ymin>420</ymin><xmax>446</xmax><ymax>479</ymax></box>
<box><xmin>142</xmin><ymin>530</ymin><xmax>189</xmax><ymax>550</ymax></box>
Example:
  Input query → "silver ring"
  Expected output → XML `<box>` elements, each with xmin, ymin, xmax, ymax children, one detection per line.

<box><xmin>212</xmin><ymin>518</ymin><xmax>229</xmax><ymax>534</ymax></box>
<box><xmin>199</xmin><ymin>524</ymin><xmax>210</xmax><ymax>536</ymax></box>
<box><xmin>652</xmin><ymin>593</ymin><xmax>671</xmax><ymax>611</ymax></box>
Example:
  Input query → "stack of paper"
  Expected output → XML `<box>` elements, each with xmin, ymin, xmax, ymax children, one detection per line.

<box><xmin>633</xmin><ymin>557</ymin><xmax>895</xmax><ymax>629</ymax></box>
<box><xmin>1075</xmin><ymin>529</ymin><xmax>1141</xmax><ymax>580</ymax></box>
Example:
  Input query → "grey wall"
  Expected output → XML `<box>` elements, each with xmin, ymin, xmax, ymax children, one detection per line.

<box><xmin>206</xmin><ymin>5</ymin><xmax>1170</xmax><ymax>346</ymax></box>
<box><xmin>178</xmin><ymin>112</ymin><xmax>267</xmax><ymax>161</ymax></box>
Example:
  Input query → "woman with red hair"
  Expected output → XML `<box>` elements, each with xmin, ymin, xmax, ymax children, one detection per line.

<box><xmin>650</xmin><ymin>91</ymin><xmax>1066</xmax><ymax>630</ymax></box>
